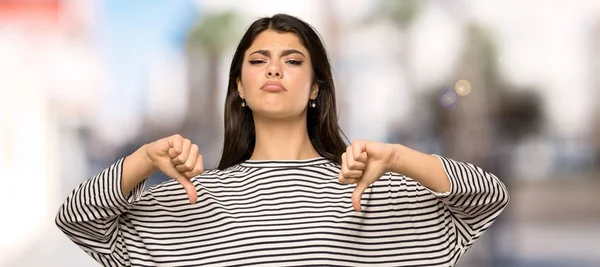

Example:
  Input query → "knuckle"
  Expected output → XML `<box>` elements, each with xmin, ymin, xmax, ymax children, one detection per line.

<box><xmin>184</xmin><ymin>162</ymin><xmax>194</xmax><ymax>171</ymax></box>
<box><xmin>352</xmin><ymin>139</ymin><xmax>364</xmax><ymax>147</ymax></box>
<box><xmin>194</xmin><ymin>163</ymin><xmax>204</xmax><ymax>171</ymax></box>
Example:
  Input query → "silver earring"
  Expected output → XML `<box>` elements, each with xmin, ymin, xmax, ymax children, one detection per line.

<box><xmin>241</xmin><ymin>99</ymin><xmax>246</xmax><ymax>107</ymax></box>
<box><xmin>310</xmin><ymin>100</ymin><xmax>316</xmax><ymax>108</ymax></box>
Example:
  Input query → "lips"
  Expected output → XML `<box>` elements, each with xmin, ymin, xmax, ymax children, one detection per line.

<box><xmin>261</xmin><ymin>81</ymin><xmax>286</xmax><ymax>92</ymax></box>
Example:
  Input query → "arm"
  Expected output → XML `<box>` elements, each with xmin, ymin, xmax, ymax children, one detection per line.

<box><xmin>387</xmin><ymin>144</ymin><xmax>451</xmax><ymax>194</ymax></box>
<box><xmin>56</xmin><ymin>135</ymin><xmax>204</xmax><ymax>265</ymax></box>
<box><xmin>388</xmin><ymin>144</ymin><xmax>510</xmax><ymax>248</ymax></box>
<box><xmin>122</xmin><ymin>144</ymin><xmax>156</xmax><ymax>196</ymax></box>
<box><xmin>55</xmin><ymin>147</ymin><xmax>152</xmax><ymax>265</ymax></box>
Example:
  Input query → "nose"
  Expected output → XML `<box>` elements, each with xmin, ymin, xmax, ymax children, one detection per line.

<box><xmin>266</xmin><ymin>62</ymin><xmax>282</xmax><ymax>78</ymax></box>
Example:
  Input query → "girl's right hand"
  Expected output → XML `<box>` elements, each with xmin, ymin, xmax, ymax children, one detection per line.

<box><xmin>146</xmin><ymin>134</ymin><xmax>204</xmax><ymax>204</ymax></box>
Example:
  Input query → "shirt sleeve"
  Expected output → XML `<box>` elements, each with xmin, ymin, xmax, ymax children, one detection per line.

<box><xmin>55</xmin><ymin>157</ymin><xmax>146</xmax><ymax>266</ymax></box>
<box><xmin>427</xmin><ymin>155</ymin><xmax>510</xmax><ymax>249</ymax></box>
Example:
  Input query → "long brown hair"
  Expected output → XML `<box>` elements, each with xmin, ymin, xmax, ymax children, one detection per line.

<box><xmin>217</xmin><ymin>14</ymin><xmax>347</xmax><ymax>169</ymax></box>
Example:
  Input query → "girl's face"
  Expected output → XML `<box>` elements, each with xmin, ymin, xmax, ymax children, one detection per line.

<box><xmin>237</xmin><ymin>30</ymin><xmax>318</xmax><ymax>119</ymax></box>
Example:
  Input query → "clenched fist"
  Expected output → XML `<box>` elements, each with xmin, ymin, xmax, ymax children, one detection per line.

<box><xmin>145</xmin><ymin>134</ymin><xmax>205</xmax><ymax>203</ymax></box>
<box><xmin>338</xmin><ymin>140</ymin><xmax>395</xmax><ymax>212</ymax></box>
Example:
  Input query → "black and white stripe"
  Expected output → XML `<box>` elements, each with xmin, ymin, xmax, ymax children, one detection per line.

<box><xmin>56</xmin><ymin>155</ymin><xmax>509</xmax><ymax>266</ymax></box>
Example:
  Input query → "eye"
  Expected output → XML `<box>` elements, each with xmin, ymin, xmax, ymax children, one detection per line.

<box><xmin>249</xmin><ymin>60</ymin><xmax>265</xmax><ymax>65</ymax></box>
<box><xmin>286</xmin><ymin>60</ymin><xmax>303</xmax><ymax>66</ymax></box>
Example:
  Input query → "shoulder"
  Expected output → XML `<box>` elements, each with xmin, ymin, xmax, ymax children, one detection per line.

<box><xmin>133</xmin><ymin>168</ymin><xmax>239</xmax><ymax>202</ymax></box>
<box><xmin>151</xmin><ymin>167</ymin><xmax>241</xmax><ymax>189</ymax></box>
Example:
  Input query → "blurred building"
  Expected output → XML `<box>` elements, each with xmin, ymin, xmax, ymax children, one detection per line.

<box><xmin>1</xmin><ymin>0</ymin><xmax>599</xmax><ymax>266</ymax></box>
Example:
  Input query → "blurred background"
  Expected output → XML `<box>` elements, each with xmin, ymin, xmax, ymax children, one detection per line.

<box><xmin>1</xmin><ymin>0</ymin><xmax>599</xmax><ymax>266</ymax></box>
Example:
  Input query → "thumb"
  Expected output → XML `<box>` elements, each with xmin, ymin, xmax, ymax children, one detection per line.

<box><xmin>176</xmin><ymin>177</ymin><xmax>198</xmax><ymax>204</ymax></box>
<box><xmin>161</xmin><ymin>163</ymin><xmax>198</xmax><ymax>204</ymax></box>
<box><xmin>352</xmin><ymin>181</ymin><xmax>369</xmax><ymax>212</ymax></box>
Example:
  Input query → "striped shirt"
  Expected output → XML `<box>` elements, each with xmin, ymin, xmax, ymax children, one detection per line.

<box><xmin>56</xmin><ymin>155</ymin><xmax>509</xmax><ymax>266</ymax></box>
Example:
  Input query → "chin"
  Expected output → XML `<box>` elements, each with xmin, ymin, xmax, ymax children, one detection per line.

<box><xmin>252</xmin><ymin>106</ymin><xmax>307</xmax><ymax>120</ymax></box>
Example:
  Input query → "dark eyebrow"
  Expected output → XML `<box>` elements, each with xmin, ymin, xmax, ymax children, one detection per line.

<box><xmin>249</xmin><ymin>49</ymin><xmax>305</xmax><ymax>58</ymax></box>
<box><xmin>281</xmin><ymin>49</ymin><xmax>305</xmax><ymax>57</ymax></box>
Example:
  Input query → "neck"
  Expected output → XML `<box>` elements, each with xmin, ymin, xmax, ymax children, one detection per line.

<box><xmin>250</xmin><ymin>114</ymin><xmax>320</xmax><ymax>161</ymax></box>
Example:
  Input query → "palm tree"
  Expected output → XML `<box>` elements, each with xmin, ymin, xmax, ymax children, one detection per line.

<box><xmin>186</xmin><ymin>10</ymin><xmax>240</xmax><ymax>128</ymax></box>
<box><xmin>184</xmin><ymin>10</ymin><xmax>241</xmax><ymax>166</ymax></box>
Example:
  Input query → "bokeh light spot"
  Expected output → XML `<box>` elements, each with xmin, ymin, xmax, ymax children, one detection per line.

<box><xmin>455</xmin><ymin>79</ymin><xmax>472</xmax><ymax>96</ymax></box>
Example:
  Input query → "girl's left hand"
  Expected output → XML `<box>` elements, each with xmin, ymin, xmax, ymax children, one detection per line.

<box><xmin>338</xmin><ymin>139</ymin><xmax>396</xmax><ymax>212</ymax></box>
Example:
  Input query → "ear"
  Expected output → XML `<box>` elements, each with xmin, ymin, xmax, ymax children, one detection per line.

<box><xmin>310</xmin><ymin>83</ymin><xmax>319</xmax><ymax>100</ymax></box>
<box><xmin>237</xmin><ymin>78</ymin><xmax>245</xmax><ymax>98</ymax></box>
